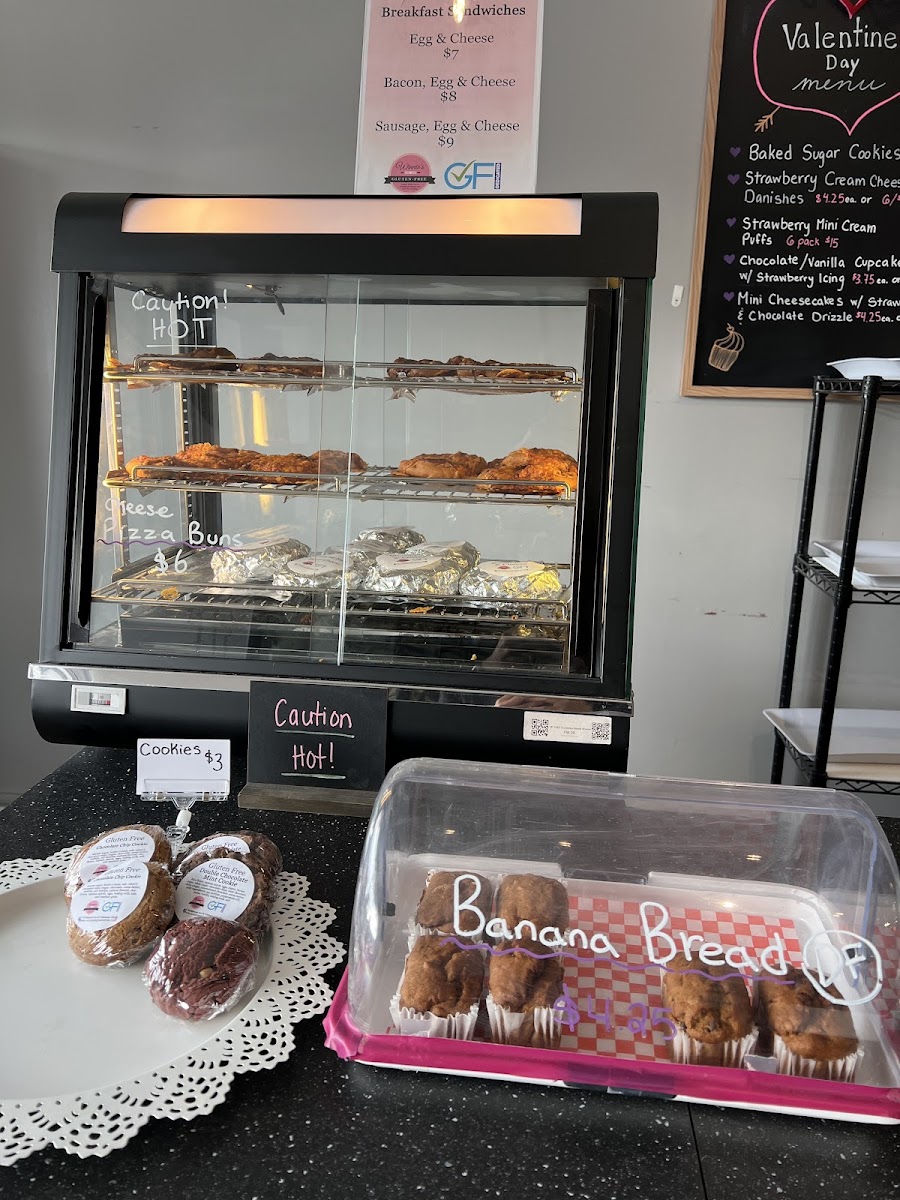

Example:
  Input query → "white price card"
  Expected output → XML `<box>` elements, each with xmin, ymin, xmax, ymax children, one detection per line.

<box><xmin>136</xmin><ymin>739</ymin><xmax>231</xmax><ymax>796</ymax></box>
<box><xmin>523</xmin><ymin>712</ymin><xmax>612</xmax><ymax>746</ymax></box>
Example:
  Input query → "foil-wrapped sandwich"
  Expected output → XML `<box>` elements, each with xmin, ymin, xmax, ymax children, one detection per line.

<box><xmin>271</xmin><ymin>554</ymin><xmax>364</xmax><ymax>591</ymax></box>
<box><xmin>210</xmin><ymin>538</ymin><xmax>310</xmax><ymax>584</ymax></box>
<box><xmin>324</xmin><ymin>540</ymin><xmax>381</xmax><ymax>567</ymax></box>
<box><xmin>407</xmin><ymin>540</ymin><xmax>480</xmax><ymax>573</ymax></box>
<box><xmin>363</xmin><ymin>553</ymin><xmax>460</xmax><ymax>596</ymax></box>
<box><xmin>356</xmin><ymin>527</ymin><xmax>425</xmax><ymax>552</ymax></box>
<box><xmin>458</xmin><ymin>561</ymin><xmax>562</xmax><ymax>601</ymax></box>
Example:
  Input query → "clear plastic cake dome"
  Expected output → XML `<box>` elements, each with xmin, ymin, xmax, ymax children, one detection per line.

<box><xmin>325</xmin><ymin>758</ymin><xmax>900</xmax><ymax>1123</ymax></box>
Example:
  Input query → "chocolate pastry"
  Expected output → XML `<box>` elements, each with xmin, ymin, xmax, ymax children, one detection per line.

<box><xmin>178</xmin><ymin>831</ymin><xmax>283</xmax><ymax>881</ymax></box>
<box><xmin>67</xmin><ymin>861</ymin><xmax>175</xmax><ymax>967</ymax></box>
<box><xmin>144</xmin><ymin>916</ymin><xmax>259</xmax><ymax>1020</ymax></box>
<box><xmin>496</xmin><ymin>874</ymin><xmax>569</xmax><ymax>933</ymax></box>
<box><xmin>64</xmin><ymin>823</ymin><xmax>172</xmax><ymax>905</ymax></box>
<box><xmin>399</xmin><ymin>935</ymin><xmax>485</xmax><ymax>1018</ymax></box>
<box><xmin>175</xmin><ymin>855</ymin><xmax>275</xmax><ymax>935</ymax></box>
<box><xmin>415</xmin><ymin>871</ymin><xmax>492</xmax><ymax>935</ymax></box>
<box><xmin>394</xmin><ymin>452</ymin><xmax>488</xmax><ymax>480</ymax></box>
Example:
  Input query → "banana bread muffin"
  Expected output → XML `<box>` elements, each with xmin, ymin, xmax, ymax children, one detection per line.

<box><xmin>758</xmin><ymin>968</ymin><xmax>858</xmax><ymax>1080</ymax></box>
<box><xmin>663</xmin><ymin>952</ymin><xmax>755</xmax><ymax>1067</ymax></box>
<box><xmin>415</xmin><ymin>871</ymin><xmax>493</xmax><ymax>936</ymax></box>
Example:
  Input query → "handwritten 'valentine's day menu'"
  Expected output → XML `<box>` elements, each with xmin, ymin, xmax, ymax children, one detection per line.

<box><xmin>684</xmin><ymin>0</ymin><xmax>900</xmax><ymax>396</ymax></box>
<box><xmin>354</xmin><ymin>1</ymin><xmax>543</xmax><ymax>195</ymax></box>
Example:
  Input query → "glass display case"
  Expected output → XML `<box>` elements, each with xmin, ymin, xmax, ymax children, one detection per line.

<box><xmin>31</xmin><ymin>194</ymin><xmax>656</xmax><ymax>771</ymax></box>
<box><xmin>325</xmin><ymin>758</ymin><xmax>900</xmax><ymax>1124</ymax></box>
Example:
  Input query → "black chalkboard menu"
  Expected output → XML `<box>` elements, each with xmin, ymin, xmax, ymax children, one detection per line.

<box><xmin>683</xmin><ymin>0</ymin><xmax>900</xmax><ymax>397</ymax></box>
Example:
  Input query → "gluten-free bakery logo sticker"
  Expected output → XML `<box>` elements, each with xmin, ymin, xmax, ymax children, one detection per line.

<box><xmin>384</xmin><ymin>154</ymin><xmax>435</xmax><ymax>194</ymax></box>
<box><xmin>189</xmin><ymin>895</ymin><xmax>206</xmax><ymax>911</ymax></box>
<box><xmin>83</xmin><ymin>899</ymin><xmax>100</xmax><ymax>915</ymax></box>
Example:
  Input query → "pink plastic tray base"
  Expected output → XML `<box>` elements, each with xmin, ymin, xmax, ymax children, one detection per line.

<box><xmin>324</xmin><ymin>972</ymin><xmax>900</xmax><ymax>1123</ymax></box>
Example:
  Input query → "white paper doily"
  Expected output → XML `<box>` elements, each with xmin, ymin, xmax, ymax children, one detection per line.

<box><xmin>0</xmin><ymin>845</ymin><xmax>345</xmax><ymax>1164</ymax></box>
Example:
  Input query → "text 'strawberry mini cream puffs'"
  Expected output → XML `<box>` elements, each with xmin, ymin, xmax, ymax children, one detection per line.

<box><xmin>326</xmin><ymin>759</ymin><xmax>900</xmax><ymax>1124</ymax></box>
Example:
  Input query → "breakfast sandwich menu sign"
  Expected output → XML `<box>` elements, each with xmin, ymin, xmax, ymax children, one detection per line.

<box><xmin>355</xmin><ymin>2</ymin><xmax>544</xmax><ymax>195</ymax></box>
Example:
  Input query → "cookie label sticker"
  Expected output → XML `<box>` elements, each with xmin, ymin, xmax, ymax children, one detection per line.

<box><xmin>71</xmin><ymin>861</ymin><xmax>149</xmax><ymax>931</ymax></box>
<box><xmin>175</xmin><ymin>859</ymin><xmax>255</xmax><ymax>922</ymax></box>
<box><xmin>78</xmin><ymin>829</ymin><xmax>157</xmax><ymax>884</ymax></box>
<box><xmin>183</xmin><ymin>835</ymin><xmax>250</xmax><ymax>864</ymax></box>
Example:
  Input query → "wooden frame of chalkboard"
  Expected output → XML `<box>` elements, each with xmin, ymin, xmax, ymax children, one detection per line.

<box><xmin>682</xmin><ymin>0</ymin><xmax>900</xmax><ymax>399</ymax></box>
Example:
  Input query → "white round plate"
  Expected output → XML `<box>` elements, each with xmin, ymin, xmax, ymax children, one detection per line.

<box><xmin>0</xmin><ymin>847</ymin><xmax>344</xmax><ymax>1164</ymax></box>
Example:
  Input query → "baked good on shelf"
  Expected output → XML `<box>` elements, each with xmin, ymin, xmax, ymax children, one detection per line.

<box><xmin>487</xmin><ymin>939</ymin><xmax>565</xmax><ymax>1048</ymax></box>
<box><xmin>64</xmin><ymin>823</ymin><xmax>172</xmax><ymax>905</ymax></box>
<box><xmin>393</xmin><ymin>452</ymin><xmax>488</xmax><ymax>480</ymax></box>
<box><xmin>177</xmin><ymin>831</ymin><xmax>283</xmax><ymax>881</ymax></box>
<box><xmin>386</xmin><ymin>357</ymin><xmax>446</xmax><ymax>380</ymax></box>
<box><xmin>398</xmin><ymin>935</ymin><xmax>485</xmax><ymax>1019</ymax></box>
<box><xmin>118</xmin><ymin>445</ymin><xmax>367</xmax><ymax>486</ymax></box>
<box><xmin>408</xmin><ymin>540</ymin><xmax>480</xmax><ymax>573</ymax></box>
<box><xmin>145</xmin><ymin>347</ymin><xmax>238</xmax><ymax>372</ymax></box>
<box><xmin>239</xmin><ymin>353</ymin><xmax>322</xmax><ymax>377</ymax></box>
<box><xmin>663</xmin><ymin>952</ymin><xmax>755</xmax><ymax>1067</ymax></box>
<box><xmin>363</xmin><ymin>552</ymin><xmax>460</xmax><ymax>596</ymax></box>
<box><xmin>475</xmin><ymin>448</ymin><xmax>578</xmax><ymax>496</ymax></box>
<box><xmin>415</xmin><ymin>871</ymin><xmax>493</xmax><ymax>935</ymax></box>
<box><xmin>67</xmin><ymin>861</ymin><xmax>176</xmax><ymax>967</ymax></box>
<box><xmin>757</xmin><ymin>968</ymin><xmax>859</xmax><ymax>1080</ymax></box>
<box><xmin>310</xmin><ymin>450</ymin><xmax>368</xmax><ymax>475</ymax></box>
<box><xmin>356</xmin><ymin>526</ymin><xmax>425</xmax><ymax>552</ymax></box>
<box><xmin>144</xmin><ymin>915</ymin><xmax>259</xmax><ymax>1021</ymax></box>
<box><xmin>210</xmin><ymin>539</ymin><xmax>310</xmax><ymax>584</ymax></box>
<box><xmin>496</xmin><ymin>874</ymin><xmax>569</xmax><ymax>933</ymax></box>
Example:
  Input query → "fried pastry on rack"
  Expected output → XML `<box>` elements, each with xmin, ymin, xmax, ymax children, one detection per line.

<box><xmin>393</xmin><ymin>452</ymin><xmax>488</xmax><ymax>480</ymax></box>
<box><xmin>475</xmin><ymin>448</ymin><xmax>578</xmax><ymax>496</ymax></box>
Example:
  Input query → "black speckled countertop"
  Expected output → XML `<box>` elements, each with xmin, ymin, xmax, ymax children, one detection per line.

<box><xmin>2</xmin><ymin>747</ymin><xmax>900</xmax><ymax>1200</ymax></box>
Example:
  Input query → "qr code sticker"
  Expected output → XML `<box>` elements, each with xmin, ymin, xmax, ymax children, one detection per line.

<box><xmin>591</xmin><ymin>722</ymin><xmax>608</xmax><ymax>741</ymax></box>
<box><xmin>530</xmin><ymin>717</ymin><xmax>551</xmax><ymax>739</ymax></box>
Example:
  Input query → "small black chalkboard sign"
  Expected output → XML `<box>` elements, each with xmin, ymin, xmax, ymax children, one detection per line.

<box><xmin>683</xmin><ymin>0</ymin><xmax>900</xmax><ymax>397</ymax></box>
<box><xmin>246</xmin><ymin>681</ymin><xmax>387</xmax><ymax>793</ymax></box>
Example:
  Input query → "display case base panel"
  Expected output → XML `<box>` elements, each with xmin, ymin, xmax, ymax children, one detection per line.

<box><xmin>326</xmin><ymin>863</ymin><xmax>900</xmax><ymax>1123</ymax></box>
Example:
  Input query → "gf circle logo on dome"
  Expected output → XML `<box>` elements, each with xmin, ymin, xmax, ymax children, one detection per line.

<box><xmin>384</xmin><ymin>154</ymin><xmax>435</xmax><ymax>194</ymax></box>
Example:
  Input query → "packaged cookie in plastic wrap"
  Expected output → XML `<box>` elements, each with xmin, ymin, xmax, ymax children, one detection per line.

<box><xmin>210</xmin><ymin>538</ymin><xmax>310</xmax><ymax>585</ymax></box>
<box><xmin>458</xmin><ymin>560</ymin><xmax>562</xmax><ymax>601</ymax></box>
<box><xmin>407</xmin><ymin>540</ymin><xmax>480</xmax><ymax>573</ymax></box>
<box><xmin>356</xmin><ymin>526</ymin><xmax>425</xmax><ymax>552</ymax></box>
<box><xmin>363</xmin><ymin>552</ymin><xmax>460</xmax><ymax>596</ymax></box>
<box><xmin>67</xmin><ymin>860</ymin><xmax>176</xmax><ymax>967</ymax></box>
<box><xmin>271</xmin><ymin>554</ymin><xmax>365</xmax><ymax>592</ymax></box>
<box><xmin>144</xmin><ymin>915</ymin><xmax>259</xmax><ymax>1021</ymax></box>
<box><xmin>64</xmin><ymin>823</ymin><xmax>172</xmax><ymax>905</ymax></box>
<box><xmin>175</xmin><ymin>856</ymin><xmax>275</xmax><ymax>935</ymax></box>
<box><xmin>176</xmin><ymin>831</ymin><xmax>283</xmax><ymax>881</ymax></box>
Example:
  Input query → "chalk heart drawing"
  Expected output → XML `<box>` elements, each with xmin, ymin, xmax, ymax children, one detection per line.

<box><xmin>754</xmin><ymin>0</ymin><xmax>900</xmax><ymax>135</ymax></box>
<box><xmin>838</xmin><ymin>0</ymin><xmax>872</xmax><ymax>17</ymax></box>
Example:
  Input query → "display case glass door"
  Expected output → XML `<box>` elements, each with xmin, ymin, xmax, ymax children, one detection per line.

<box><xmin>87</xmin><ymin>271</ymin><xmax>609</xmax><ymax>680</ymax></box>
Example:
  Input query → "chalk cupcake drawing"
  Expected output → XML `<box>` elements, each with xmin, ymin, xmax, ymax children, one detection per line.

<box><xmin>709</xmin><ymin>325</ymin><xmax>746</xmax><ymax>372</ymax></box>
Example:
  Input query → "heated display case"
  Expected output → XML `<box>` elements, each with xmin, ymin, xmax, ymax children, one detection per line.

<box><xmin>325</xmin><ymin>758</ymin><xmax>900</xmax><ymax>1124</ymax></box>
<box><xmin>31</xmin><ymin>194</ymin><xmax>656</xmax><ymax>770</ymax></box>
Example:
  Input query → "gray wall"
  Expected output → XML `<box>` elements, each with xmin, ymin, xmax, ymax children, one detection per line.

<box><xmin>1</xmin><ymin>0</ymin><xmax>898</xmax><ymax>803</ymax></box>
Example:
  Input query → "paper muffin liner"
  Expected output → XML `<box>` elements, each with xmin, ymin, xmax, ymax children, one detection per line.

<box><xmin>389</xmin><ymin>991</ymin><xmax>480</xmax><ymax>1040</ymax></box>
<box><xmin>668</xmin><ymin>1026</ymin><xmax>759</xmax><ymax>1068</ymax></box>
<box><xmin>485</xmin><ymin>993</ymin><xmax>561</xmax><ymax>1049</ymax></box>
<box><xmin>772</xmin><ymin>1034</ymin><xmax>860</xmax><ymax>1082</ymax></box>
<box><xmin>708</xmin><ymin>344</ymin><xmax>740</xmax><ymax>371</ymax></box>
